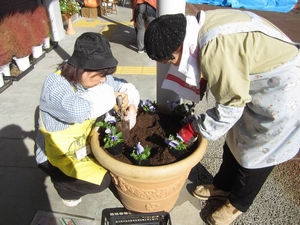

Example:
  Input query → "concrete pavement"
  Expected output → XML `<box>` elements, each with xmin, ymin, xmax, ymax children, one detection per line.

<box><xmin>0</xmin><ymin>4</ymin><xmax>299</xmax><ymax>225</ymax></box>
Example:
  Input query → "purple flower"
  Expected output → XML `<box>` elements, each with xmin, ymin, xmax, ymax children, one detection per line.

<box><xmin>149</xmin><ymin>105</ymin><xmax>156</xmax><ymax>112</ymax></box>
<box><xmin>167</xmin><ymin>100</ymin><xmax>178</xmax><ymax>111</ymax></box>
<box><xmin>145</xmin><ymin>99</ymin><xmax>152</xmax><ymax>106</ymax></box>
<box><xmin>169</xmin><ymin>140</ymin><xmax>179</xmax><ymax>148</ymax></box>
<box><xmin>136</xmin><ymin>142</ymin><xmax>144</xmax><ymax>155</ymax></box>
<box><xmin>165</xmin><ymin>134</ymin><xmax>187</xmax><ymax>150</ymax></box>
<box><xmin>111</xmin><ymin>135</ymin><xmax>118</xmax><ymax>141</ymax></box>
<box><xmin>104</xmin><ymin>113</ymin><xmax>116</xmax><ymax>124</ymax></box>
<box><xmin>140</xmin><ymin>101</ymin><xmax>147</xmax><ymax>108</ymax></box>
<box><xmin>105</xmin><ymin>128</ymin><xmax>112</xmax><ymax>134</ymax></box>
<box><xmin>141</xmin><ymin>100</ymin><xmax>156</xmax><ymax>112</ymax></box>
<box><xmin>176</xmin><ymin>133</ymin><xmax>184</xmax><ymax>142</ymax></box>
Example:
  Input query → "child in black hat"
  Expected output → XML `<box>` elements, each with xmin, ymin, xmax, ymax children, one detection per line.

<box><xmin>35</xmin><ymin>32</ymin><xmax>140</xmax><ymax>207</ymax></box>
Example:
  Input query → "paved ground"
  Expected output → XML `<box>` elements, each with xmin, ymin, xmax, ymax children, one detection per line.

<box><xmin>0</xmin><ymin>3</ymin><xmax>299</xmax><ymax>225</ymax></box>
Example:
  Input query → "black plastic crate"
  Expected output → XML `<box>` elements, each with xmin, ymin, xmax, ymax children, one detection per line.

<box><xmin>101</xmin><ymin>208</ymin><xmax>172</xmax><ymax>225</ymax></box>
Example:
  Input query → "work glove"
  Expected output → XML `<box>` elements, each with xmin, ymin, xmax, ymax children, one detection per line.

<box><xmin>113</xmin><ymin>92</ymin><xmax>129</xmax><ymax>115</ymax></box>
<box><xmin>178</xmin><ymin>122</ymin><xmax>198</xmax><ymax>146</ymax></box>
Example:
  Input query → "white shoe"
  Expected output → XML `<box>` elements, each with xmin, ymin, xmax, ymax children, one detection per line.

<box><xmin>138</xmin><ymin>49</ymin><xmax>145</xmax><ymax>54</ymax></box>
<box><xmin>62</xmin><ymin>198</ymin><xmax>82</xmax><ymax>207</ymax></box>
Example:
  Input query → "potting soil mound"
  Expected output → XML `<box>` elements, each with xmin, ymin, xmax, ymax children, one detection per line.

<box><xmin>98</xmin><ymin>111</ymin><xmax>198</xmax><ymax>166</ymax></box>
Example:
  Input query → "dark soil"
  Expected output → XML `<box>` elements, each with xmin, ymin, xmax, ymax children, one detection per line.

<box><xmin>98</xmin><ymin>110</ymin><xmax>198</xmax><ymax>166</ymax></box>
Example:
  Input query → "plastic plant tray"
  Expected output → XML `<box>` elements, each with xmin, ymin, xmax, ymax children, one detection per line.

<box><xmin>101</xmin><ymin>208</ymin><xmax>172</xmax><ymax>225</ymax></box>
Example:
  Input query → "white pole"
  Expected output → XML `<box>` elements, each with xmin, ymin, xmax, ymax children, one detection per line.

<box><xmin>43</xmin><ymin>0</ymin><xmax>65</xmax><ymax>42</ymax></box>
<box><xmin>156</xmin><ymin>0</ymin><xmax>186</xmax><ymax>113</ymax></box>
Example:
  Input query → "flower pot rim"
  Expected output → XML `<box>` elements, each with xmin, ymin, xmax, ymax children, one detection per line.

<box><xmin>91</xmin><ymin>128</ymin><xmax>208</xmax><ymax>182</ymax></box>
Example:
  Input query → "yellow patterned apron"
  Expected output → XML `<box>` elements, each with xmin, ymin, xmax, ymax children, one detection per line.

<box><xmin>39</xmin><ymin>118</ymin><xmax>107</xmax><ymax>185</ymax></box>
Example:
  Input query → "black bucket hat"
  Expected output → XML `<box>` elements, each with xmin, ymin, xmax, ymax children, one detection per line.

<box><xmin>68</xmin><ymin>32</ymin><xmax>118</xmax><ymax>70</ymax></box>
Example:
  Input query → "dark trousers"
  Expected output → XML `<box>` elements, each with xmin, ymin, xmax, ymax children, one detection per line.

<box><xmin>213</xmin><ymin>143</ymin><xmax>275</xmax><ymax>212</ymax></box>
<box><xmin>38</xmin><ymin>160</ymin><xmax>111</xmax><ymax>200</ymax></box>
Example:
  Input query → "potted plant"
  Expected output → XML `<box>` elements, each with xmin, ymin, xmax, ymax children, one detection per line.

<box><xmin>91</xmin><ymin>101</ymin><xmax>208</xmax><ymax>213</ymax></box>
<box><xmin>10</xmin><ymin>11</ymin><xmax>33</xmax><ymax>71</ymax></box>
<box><xmin>95</xmin><ymin>113</ymin><xmax>123</xmax><ymax>155</ymax></box>
<box><xmin>59</xmin><ymin>0</ymin><xmax>81</xmax><ymax>34</ymax></box>
<box><xmin>0</xmin><ymin>15</ymin><xmax>14</xmax><ymax>77</ymax></box>
<box><xmin>102</xmin><ymin>125</ymin><xmax>123</xmax><ymax>155</ymax></box>
<box><xmin>140</xmin><ymin>99</ymin><xmax>157</xmax><ymax>114</ymax></box>
<box><xmin>130</xmin><ymin>142</ymin><xmax>151</xmax><ymax>165</ymax></box>
<box><xmin>165</xmin><ymin>133</ymin><xmax>188</xmax><ymax>159</ymax></box>
<box><xmin>30</xmin><ymin>6</ymin><xmax>51</xmax><ymax>59</ymax></box>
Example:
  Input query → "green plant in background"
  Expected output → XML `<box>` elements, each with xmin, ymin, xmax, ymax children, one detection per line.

<box><xmin>9</xmin><ymin>11</ymin><xmax>33</xmax><ymax>58</ymax></box>
<box><xmin>30</xmin><ymin>6</ymin><xmax>51</xmax><ymax>45</ymax></box>
<box><xmin>0</xmin><ymin>16</ymin><xmax>14</xmax><ymax>66</ymax></box>
<box><xmin>130</xmin><ymin>142</ymin><xmax>151</xmax><ymax>160</ymax></box>
<box><xmin>59</xmin><ymin>0</ymin><xmax>81</xmax><ymax>18</ymax></box>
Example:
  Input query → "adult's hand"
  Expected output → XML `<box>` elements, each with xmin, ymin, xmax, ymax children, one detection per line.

<box><xmin>178</xmin><ymin>122</ymin><xmax>198</xmax><ymax>145</ymax></box>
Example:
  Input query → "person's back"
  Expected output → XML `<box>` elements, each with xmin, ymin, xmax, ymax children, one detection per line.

<box><xmin>131</xmin><ymin>0</ymin><xmax>156</xmax><ymax>53</ymax></box>
<box><xmin>131</xmin><ymin>0</ymin><xmax>156</xmax><ymax>9</ymax></box>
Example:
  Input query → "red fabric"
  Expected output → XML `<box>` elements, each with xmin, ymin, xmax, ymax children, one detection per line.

<box><xmin>178</xmin><ymin>122</ymin><xmax>197</xmax><ymax>145</ymax></box>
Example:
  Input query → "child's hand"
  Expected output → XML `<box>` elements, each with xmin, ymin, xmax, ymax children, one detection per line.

<box><xmin>124</xmin><ymin>112</ymin><xmax>137</xmax><ymax>130</ymax></box>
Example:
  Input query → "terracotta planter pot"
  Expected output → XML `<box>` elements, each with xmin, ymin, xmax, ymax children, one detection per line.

<box><xmin>91</xmin><ymin>129</ymin><xmax>207</xmax><ymax>213</ymax></box>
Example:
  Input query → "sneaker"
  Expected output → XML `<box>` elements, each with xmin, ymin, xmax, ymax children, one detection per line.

<box><xmin>193</xmin><ymin>184</ymin><xmax>229</xmax><ymax>200</ymax></box>
<box><xmin>207</xmin><ymin>200</ymin><xmax>242</xmax><ymax>225</ymax></box>
<box><xmin>138</xmin><ymin>49</ymin><xmax>145</xmax><ymax>54</ymax></box>
<box><xmin>62</xmin><ymin>198</ymin><xmax>82</xmax><ymax>207</ymax></box>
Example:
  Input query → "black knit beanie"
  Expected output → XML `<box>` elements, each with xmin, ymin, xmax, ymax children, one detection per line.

<box><xmin>144</xmin><ymin>13</ymin><xmax>187</xmax><ymax>61</ymax></box>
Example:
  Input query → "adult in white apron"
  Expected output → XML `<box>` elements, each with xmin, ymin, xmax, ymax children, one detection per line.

<box><xmin>144</xmin><ymin>10</ymin><xmax>300</xmax><ymax>225</ymax></box>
